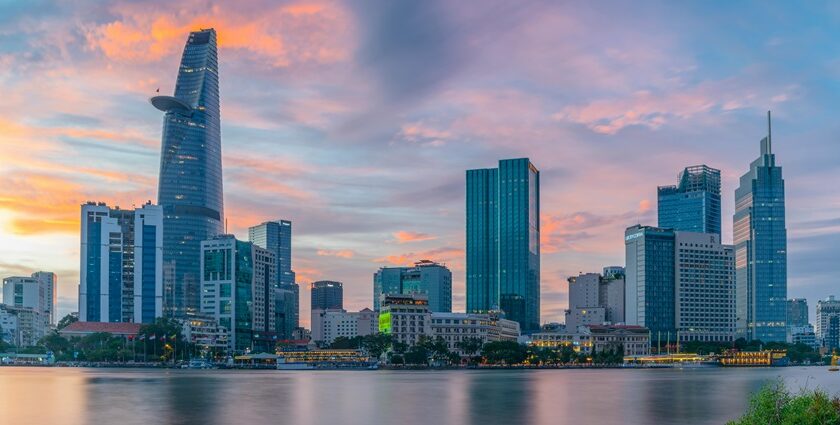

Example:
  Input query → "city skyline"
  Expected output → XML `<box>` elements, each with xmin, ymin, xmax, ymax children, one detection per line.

<box><xmin>2</xmin><ymin>1</ymin><xmax>840</xmax><ymax>327</ymax></box>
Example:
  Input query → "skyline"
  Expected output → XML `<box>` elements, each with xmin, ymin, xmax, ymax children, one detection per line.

<box><xmin>2</xmin><ymin>1</ymin><xmax>840</xmax><ymax>327</ymax></box>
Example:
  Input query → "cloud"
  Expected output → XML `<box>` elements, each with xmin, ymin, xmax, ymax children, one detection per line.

<box><xmin>393</xmin><ymin>230</ymin><xmax>437</xmax><ymax>243</ymax></box>
<box><xmin>316</xmin><ymin>249</ymin><xmax>355</xmax><ymax>258</ymax></box>
<box><xmin>373</xmin><ymin>246</ymin><xmax>464</xmax><ymax>268</ymax></box>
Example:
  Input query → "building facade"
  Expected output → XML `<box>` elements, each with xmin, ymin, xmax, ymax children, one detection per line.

<box><xmin>378</xmin><ymin>294</ymin><xmax>431</xmax><ymax>346</ymax></box>
<box><xmin>0</xmin><ymin>305</ymin><xmax>47</xmax><ymax>347</ymax></box>
<box><xmin>310</xmin><ymin>308</ymin><xmax>378</xmax><ymax>345</ymax></box>
<box><xmin>531</xmin><ymin>324</ymin><xmax>650</xmax><ymax>356</ymax></box>
<box><xmin>181</xmin><ymin>314</ymin><xmax>230</xmax><ymax>352</ymax></box>
<box><xmin>249</xmin><ymin>220</ymin><xmax>299</xmax><ymax>340</ymax></box>
<box><xmin>565</xmin><ymin>273</ymin><xmax>606</xmax><ymax>331</ymax></box>
<box><xmin>657</xmin><ymin>165</ymin><xmax>722</xmax><ymax>235</ymax></box>
<box><xmin>373</xmin><ymin>260</ymin><xmax>452</xmax><ymax>312</ymax></box>
<box><xmin>430</xmin><ymin>312</ymin><xmax>520</xmax><ymax>356</ymax></box>
<box><xmin>79</xmin><ymin>202</ymin><xmax>163</xmax><ymax>323</ymax></box>
<box><xmin>600</xmin><ymin>271</ymin><xmax>625</xmax><ymax>324</ymax></box>
<box><xmin>311</xmin><ymin>281</ymin><xmax>343</xmax><ymax>310</ymax></box>
<box><xmin>200</xmin><ymin>235</ymin><xmax>276</xmax><ymax>353</ymax></box>
<box><xmin>466</xmin><ymin>158</ymin><xmax>540</xmax><ymax>333</ymax></box>
<box><xmin>625</xmin><ymin>225</ymin><xmax>676</xmax><ymax>343</ymax></box>
<box><xmin>152</xmin><ymin>28</ymin><xmax>224</xmax><ymax>318</ymax></box>
<box><xmin>816</xmin><ymin>296</ymin><xmax>840</xmax><ymax>343</ymax></box>
<box><xmin>733</xmin><ymin>113</ymin><xmax>788</xmax><ymax>342</ymax></box>
<box><xmin>786</xmin><ymin>298</ymin><xmax>809</xmax><ymax>328</ymax></box>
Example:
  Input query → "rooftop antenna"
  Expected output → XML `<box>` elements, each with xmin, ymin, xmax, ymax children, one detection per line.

<box><xmin>767</xmin><ymin>110</ymin><xmax>772</xmax><ymax>154</ymax></box>
<box><xmin>225</xmin><ymin>218</ymin><xmax>228</xmax><ymax>234</ymax></box>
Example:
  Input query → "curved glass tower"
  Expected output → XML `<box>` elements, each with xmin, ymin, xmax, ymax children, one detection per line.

<box><xmin>151</xmin><ymin>28</ymin><xmax>224</xmax><ymax>317</ymax></box>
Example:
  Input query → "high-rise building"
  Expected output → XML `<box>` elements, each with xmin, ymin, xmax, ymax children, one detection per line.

<box><xmin>79</xmin><ymin>202</ymin><xmax>163</xmax><ymax>323</ymax></box>
<box><xmin>249</xmin><ymin>220</ymin><xmax>299</xmax><ymax>341</ymax></box>
<box><xmin>658</xmin><ymin>165</ymin><xmax>722</xmax><ymax>235</ymax></box>
<box><xmin>311</xmin><ymin>281</ymin><xmax>343</xmax><ymax>310</ymax></box>
<box><xmin>786</xmin><ymin>298</ymin><xmax>809</xmax><ymax>328</ymax></box>
<box><xmin>2</xmin><ymin>275</ymin><xmax>48</xmax><ymax>318</ymax></box>
<box><xmin>625</xmin><ymin>225</ymin><xmax>676</xmax><ymax>344</ymax></box>
<box><xmin>466</xmin><ymin>158</ymin><xmax>540</xmax><ymax>333</ymax></box>
<box><xmin>378</xmin><ymin>294</ymin><xmax>431</xmax><ymax>346</ymax></box>
<box><xmin>599</xmin><ymin>270</ymin><xmax>625</xmax><ymax>324</ymax></box>
<box><xmin>816</xmin><ymin>296</ymin><xmax>840</xmax><ymax>343</ymax></box>
<box><xmin>31</xmin><ymin>272</ymin><xmax>56</xmax><ymax>325</ymax></box>
<box><xmin>0</xmin><ymin>304</ymin><xmax>46</xmax><ymax>347</ymax></box>
<box><xmin>674</xmin><ymin>232</ymin><xmax>736</xmax><ymax>342</ymax></box>
<box><xmin>734</xmin><ymin>112</ymin><xmax>788</xmax><ymax>342</ymax></box>
<box><xmin>152</xmin><ymin>28</ymin><xmax>224</xmax><ymax>318</ymax></box>
<box><xmin>200</xmin><ymin>235</ymin><xmax>276</xmax><ymax>353</ymax></box>
<box><xmin>373</xmin><ymin>260</ymin><xmax>452</xmax><ymax>312</ymax></box>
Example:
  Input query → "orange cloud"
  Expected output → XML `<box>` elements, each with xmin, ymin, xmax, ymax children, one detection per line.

<box><xmin>393</xmin><ymin>230</ymin><xmax>436</xmax><ymax>243</ymax></box>
<box><xmin>373</xmin><ymin>247</ymin><xmax>464</xmax><ymax>268</ymax></box>
<box><xmin>316</xmin><ymin>249</ymin><xmax>355</xmax><ymax>259</ymax></box>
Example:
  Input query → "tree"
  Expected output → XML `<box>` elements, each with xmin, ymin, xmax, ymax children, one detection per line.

<box><xmin>455</xmin><ymin>337</ymin><xmax>484</xmax><ymax>365</ymax></box>
<box><xmin>329</xmin><ymin>336</ymin><xmax>363</xmax><ymax>349</ymax></box>
<box><xmin>729</xmin><ymin>381</ymin><xmax>840</xmax><ymax>425</ymax></box>
<box><xmin>56</xmin><ymin>314</ymin><xmax>79</xmax><ymax>331</ymax></box>
<box><xmin>361</xmin><ymin>333</ymin><xmax>392</xmax><ymax>360</ymax></box>
<box><xmin>481</xmin><ymin>341</ymin><xmax>528</xmax><ymax>365</ymax></box>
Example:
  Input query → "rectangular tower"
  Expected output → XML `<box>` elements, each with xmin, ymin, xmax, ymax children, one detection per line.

<box><xmin>373</xmin><ymin>260</ymin><xmax>452</xmax><ymax>312</ymax></box>
<box><xmin>466</xmin><ymin>158</ymin><xmax>540</xmax><ymax>333</ymax></box>
<box><xmin>658</xmin><ymin>165</ymin><xmax>721</xmax><ymax>235</ymax></box>
<box><xmin>624</xmin><ymin>225</ymin><xmax>676</xmax><ymax>344</ymax></box>
<box><xmin>734</xmin><ymin>112</ymin><xmax>787</xmax><ymax>342</ymax></box>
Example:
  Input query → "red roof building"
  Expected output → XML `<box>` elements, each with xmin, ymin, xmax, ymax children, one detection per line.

<box><xmin>60</xmin><ymin>322</ymin><xmax>143</xmax><ymax>338</ymax></box>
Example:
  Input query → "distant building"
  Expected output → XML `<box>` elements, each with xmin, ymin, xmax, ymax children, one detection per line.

<box><xmin>373</xmin><ymin>260</ymin><xmax>452</xmax><ymax>312</ymax></box>
<box><xmin>787</xmin><ymin>324</ymin><xmax>818</xmax><ymax>350</ymax></box>
<box><xmin>200</xmin><ymin>235</ymin><xmax>276</xmax><ymax>353</ymax></box>
<box><xmin>565</xmin><ymin>274</ymin><xmax>605</xmax><ymax>331</ymax></box>
<box><xmin>79</xmin><ymin>202</ymin><xmax>163</xmax><ymax>324</ymax></box>
<box><xmin>378</xmin><ymin>294</ymin><xmax>431</xmax><ymax>346</ymax></box>
<box><xmin>2</xmin><ymin>275</ymin><xmax>51</xmax><ymax>327</ymax></box>
<box><xmin>657</xmin><ymin>165</ymin><xmax>722</xmax><ymax>235</ymax></box>
<box><xmin>827</xmin><ymin>316</ymin><xmax>840</xmax><ymax>351</ymax></box>
<box><xmin>59</xmin><ymin>321</ymin><xmax>142</xmax><ymax>339</ymax></box>
<box><xmin>600</xmin><ymin>272</ymin><xmax>625</xmax><ymax>324</ymax></box>
<box><xmin>625</xmin><ymin>225</ymin><xmax>676</xmax><ymax>343</ymax></box>
<box><xmin>310</xmin><ymin>308</ymin><xmax>378</xmax><ymax>345</ymax></box>
<box><xmin>249</xmin><ymin>220</ymin><xmax>299</xmax><ymax>339</ymax></box>
<box><xmin>531</xmin><ymin>324</ymin><xmax>650</xmax><ymax>357</ymax></box>
<box><xmin>817</xmin><ymin>296</ymin><xmax>840</xmax><ymax>347</ymax></box>
<box><xmin>786</xmin><ymin>298</ymin><xmax>809</xmax><ymax>328</ymax></box>
<box><xmin>466</xmin><ymin>158</ymin><xmax>540</xmax><ymax>333</ymax></box>
<box><xmin>32</xmin><ymin>272</ymin><xmax>57</xmax><ymax>326</ymax></box>
<box><xmin>0</xmin><ymin>305</ymin><xmax>47</xmax><ymax>347</ymax></box>
<box><xmin>274</xmin><ymin>285</ymin><xmax>299</xmax><ymax>340</ymax></box>
<box><xmin>181</xmin><ymin>315</ymin><xmax>229</xmax><ymax>352</ymax></box>
<box><xmin>311</xmin><ymin>281</ymin><xmax>343</xmax><ymax>310</ymax></box>
<box><xmin>734</xmin><ymin>113</ymin><xmax>787</xmax><ymax>342</ymax></box>
<box><xmin>602</xmin><ymin>266</ymin><xmax>625</xmax><ymax>280</ymax></box>
<box><xmin>430</xmin><ymin>312</ymin><xmax>520</xmax><ymax>356</ymax></box>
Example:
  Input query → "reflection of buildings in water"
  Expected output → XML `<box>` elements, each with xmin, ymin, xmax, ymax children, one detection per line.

<box><xmin>467</xmin><ymin>372</ymin><xmax>534</xmax><ymax>425</ymax></box>
<box><xmin>165</xmin><ymin>375</ymin><xmax>221</xmax><ymax>424</ymax></box>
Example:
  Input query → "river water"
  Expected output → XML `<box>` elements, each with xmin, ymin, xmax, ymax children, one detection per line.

<box><xmin>1</xmin><ymin>367</ymin><xmax>838</xmax><ymax>425</ymax></box>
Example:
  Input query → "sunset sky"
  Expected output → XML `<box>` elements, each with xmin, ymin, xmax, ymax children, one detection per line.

<box><xmin>1</xmin><ymin>0</ymin><xmax>839</xmax><ymax>326</ymax></box>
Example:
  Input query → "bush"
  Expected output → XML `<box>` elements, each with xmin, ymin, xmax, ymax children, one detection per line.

<box><xmin>728</xmin><ymin>380</ymin><xmax>840</xmax><ymax>425</ymax></box>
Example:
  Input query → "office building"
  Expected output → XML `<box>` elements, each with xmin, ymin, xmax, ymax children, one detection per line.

<box><xmin>600</xmin><ymin>271</ymin><xmax>625</xmax><ymax>324</ymax></box>
<box><xmin>311</xmin><ymin>281</ymin><xmax>343</xmax><ymax>310</ymax></box>
<box><xmin>200</xmin><ymin>235</ymin><xmax>276</xmax><ymax>352</ymax></box>
<box><xmin>373</xmin><ymin>260</ymin><xmax>452</xmax><ymax>312</ymax></box>
<box><xmin>674</xmin><ymin>232</ymin><xmax>736</xmax><ymax>342</ymax></box>
<box><xmin>310</xmin><ymin>308</ymin><xmax>378</xmax><ymax>345</ymax></box>
<box><xmin>565</xmin><ymin>273</ymin><xmax>606</xmax><ymax>331</ymax></box>
<box><xmin>466</xmin><ymin>158</ymin><xmax>540</xmax><ymax>333</ymax></box>
<box><xmin>2</xmin><ymin>275</ymin><xmax>48</xmax><ymax>318</ymax></box>
<box><xmin>0</xmin><ymin>304</ymin><xmax>46</xmax><ymax>347</ymax></box>
<box><xmin>378</xmin><ymin>294</ymin><xmax>431</xmax><ymax>346</ymax></box>
<box><xmin>625</xmin><ymin>225</ymin><xmax>676</xmax><ymax>343</ymax></box>
<box><xmin>249</xmin><ymin>220</ymin><xmax>299</xmax><ymax>339</ymax></box>
<box><xmin>30</xmin><ymin>272</ymin><xmax>57</xmax><ymax>325</ymax></box>
<box><xmin>274</xmin><ymin>285</ymin><xmax>299</xmax><ymax>340</ymax></box>
<box><xmin>658</xmin><ymin>165</ymin><xmax>722</xmax><ymax>235</ymax></box>
<box><xmin>816</xmin><ymin>296</ymin><xmax>840</xmax><ymax>342</ymax></box>
<box><xmin>786</xmin><ymin>298</ymin><xmax>809</xmax><ymax>328</ymax></box>
<box><xmin>827</xmin><ymin>316</ymin><xmax>840</xmax><ymax>351</ymax></box>
<box><xmin>734</xmin><ymin>112</ymin><xmax>788</xmax><ymax>342</ymax></box>
<box><xmin>152</xmin><ymin>28</ymin><xmax>224</xmax><ymax>317</ymax></box>
<box><xmin>430</xmin><ymin>312</ymin><xmax>520</xmax><ymax>356</ymax></box>
<box><xmin>181</xmin><ymin>314</ymin><xmax>230</xmax><ymax>352</ymax></box>
<box><xmin>79</xmin><ymin>202</ymin><xmax>163</xmax><ymax>323</ymax></box>
<box><xmin>602</xmin><ymin>266</ymin><xmax>625</xmax><ymax>280</ymax></box>
<box><xmin>787</xmin><ymin>324</ymin><xmax>818</xmax><ymax>349</ymax></box>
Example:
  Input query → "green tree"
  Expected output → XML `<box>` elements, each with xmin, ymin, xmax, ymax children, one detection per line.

<box><xmin>329</xmin><ymin>336</ymin><xmax>363</xmax><ymax>349</ymax></box>
<box><xmin>455</xmin><ymin>337</ymin><xmax>484</xmax><ymax>365</ymax></box>
<box><xmin>481</xmin><ymin>341</ymin><xmax>528</xmax><ymax>365</ymax></box>
<box><xmin>56</xmin><ymin>314</ymin><xmax>79</xmax><ymax>330</ymax></box>
<box><xmin>361</xmin><ymin>333</ymin><xmax>392</xmax><ymax>360</ymax></box>
<box><xmin>728</xmin><ymin>381</ymin><xmax>840</xmax><ymax>425</ymax></box>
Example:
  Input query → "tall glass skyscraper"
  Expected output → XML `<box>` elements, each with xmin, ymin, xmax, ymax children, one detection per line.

<box><xmin>373</xmin><ymin>260</ymin><xmax>452</xmax><ymax>312</ymax></box>
<box><xmin>466</xmin><ymin>158</ymin><xmax>540</xmax><ymax>333</ymax></box>
<box><xmin>151</xmin><ymin>29</ymin><xmax>224</xmax><ymax>317</ymax></box>
<box><xmin>734</xmin><ymin>112</ymin><xmax>787</xmax><ymax>342</ymax></box>
<box><xmin>658</xmin><ymin>165</ymin><xmax>721</xmax><ymax>235</ymax></box>
<box><xmin>249</xmin><ymin>220</ymin><xmax>298</xmax><ymax>338</ymax></box>
<box><xmin>624</xmin><ymin>225</ymin><xmax>676</xmax><ymax>344</ymax></box>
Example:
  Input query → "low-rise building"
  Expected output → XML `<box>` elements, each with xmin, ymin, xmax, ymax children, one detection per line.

<box><xmin>430</xmin><ymin>312</ymin><xmax>520</xmax><ymax>356</ymax></box>
<box><xmin>531</xmin><ymin>324</ymin><xmax>651</xmax><ymax>356</ymax></box>
<box><xmin>311</xmin><ymin>308</ymin><xmax>378</xmax><ymax>345</ymax></box>
<box><xmin>59</xmin><ymin>321</ymin><xmax>142</xmax><ymax>339</ymax></box>
<box><xmin>378</xmin><ymin>294</ymin><xmax>430</xmax><ymax>346</ymax></box>
<box><xmin>0</xmin><ymin>306</ymin><xmax>47</xmax><ymax>347</ymax></box>
<box><xmin>181</xmin><ymin>315</ymin><xmax>229</xmax><ymax>352</ymax></box>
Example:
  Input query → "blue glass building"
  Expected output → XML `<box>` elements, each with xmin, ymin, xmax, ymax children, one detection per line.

<box><xmin>734</xmin><ymin>112</ymin><xmax>787</xmax><ymax>342</ymax></box>
<box><xmin>249</xmin><ymin>220</ymin><xmax>298</xmax><ymax>337</ymax></box>
<box><xmin>152</xmin><ymin>29</ymin><xmax>224</xmax><ymax>317</ymax></box>
<box><xmin>373</xmin><ymin>260</ymin><xmax>452</xmax><ymax>312</ymax></box>
<box><xmin>657</xmin><ymin>165</ymin><xmax>721</xmax><ymax>235</ymax></box>
<box><xmin>624</xmin><ymin>225</ymin><xmax>676</xmax><ymax>344</ymax></box>
<box><xmin>466</xmin><ymin>158</ymin><xmax>540</xmax><ymax>333</ymax></box>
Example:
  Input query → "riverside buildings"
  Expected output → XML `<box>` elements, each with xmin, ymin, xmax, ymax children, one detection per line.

<box><xmin>79</xmin><ymin>202</ymin><xmax>163</xmax><ymax>323</ymax></box>
<box><xmin>657</xmin><ymin>165</ymin><xmax>722</xmax><ymax>235</ymax></box>
<box><xmin>311</xmin><ymin>281</ymin><xmax>343</xmax><ymax>310</ymax></box>
<box><xmin>466</xmin><ymin>158</ymin><xmax>541</xmax><ymax>333</ymax></box>
<box><xmin>733</xmin><ymin>112</ymin><xmax>788</xmax><ymax>342</ymax></box>
<box><xmin>2</xmin><ymin>272</ymin><xmax>56</xmax><ymax>325</ymax></box>
<box><xmin>199</xmin><ymin>235</ymin><xmax>276</xmax><ymax>353</ymax></box>
<box><xmin>373</xmin><ymin>260</ymin><xmax>452</xmax><ymax>312</ymax></box>
<box><xmin>565</xmin><ymin>271</ymin><xmax>625</xmax><ymax>331</ymax></box>
<box><xmin>249</xmin><ymin>220</ymin><xmax>299</xmax><ymax>339</ymax></box>
<box><xmin>310</xmin><ymin>308</ymin><xmax>378</xmax><ymax>345</ymax></box>
<box><xmin>430</xmin><ymin>312</ymin><xmax>520</xmax><ymax>356</ymax></box>
<box><xmin>152</xmin><ymin>28</ymin><xmax>224</xmax><ymax>318</ymax></box>
<box><xmin>786</xmin><ymin>298</ymin><xmax>809</xmax><ymax>328</ymax></box>
<box><xmin>378</xmin><ymin>294</ymin><xmax>431</xmax><ymax>346</ymax></box>
<box><xmin>816</xmin><ymin>296</ymin><xmax>840</xmax><ymax>344</ymax></box>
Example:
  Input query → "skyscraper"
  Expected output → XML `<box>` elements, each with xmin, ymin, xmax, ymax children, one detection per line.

<box><xmin>31</xmin><ymin>272</ymin><xmax>56</xmax><ymax>326</ymax></box>
<box><xmin>786</xmin><ymin>298</ymin><xmax>809</xmax><ymax>328</ymax></box>
<box><xmin>816</xmin><ymin>296</ymin><xmax>840</xmax><ymax>342</ymax></box>
<box><xmin>79</xmin><ymin>202</ymin><xmax>163</xmax><ymax>323</ymax></box>
<box><xmin>373</xmin><ymin>260</ymin><xmax>452</xmax><ymax>312</ymax></box>
<box><xmin>466</xmin><ymin>158</ymin><xmax>540</xmax><ymax>333</ymax></box>
<box><xmin>734</xmin><ymin>112</ymin><xmax>787</xmax><ymax>342</ymax></box>
<box><xmin>311</xmin><ymin>281</ymin><xmax>343</xmax><ymax>310</ymax></box>
<box><xmin>1</xmin><ymin>272</ymin><xmax>55</xmax><ymax>326</ymax></box>
<box><xmin>151</xmin><ymin>28</ymin><xmax>224</xmax><ymax>317</ymax></box>
<box><xmin>624</xmin><ymin>225</ymin><xmax>676</xmax><ymax>343</ymax></box>
<box><xmin>249</xmin><ymin>220</ymin><xmax>299</xmax><ymax>338</ymax></box>
<box><xmin>658</xmin><ymin>165</ymin><xmax>721</xmax><ymax>235</ymax></box>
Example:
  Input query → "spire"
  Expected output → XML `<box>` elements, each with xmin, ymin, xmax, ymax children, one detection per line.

<box><xmin>760</xmin><ymin>110</ymin><xmax>772</xmax><ymax>156</ymax></box>
<box><xmin>767</xmin><ymin>110</ymin><xmax>772</xmax><ymax>154</ymax></box>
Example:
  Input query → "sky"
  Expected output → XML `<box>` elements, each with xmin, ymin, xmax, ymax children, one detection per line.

<box><xmin>1</xmin><ymin>0</ymin><xmax>839</xmax><ymax>327</ymax></box>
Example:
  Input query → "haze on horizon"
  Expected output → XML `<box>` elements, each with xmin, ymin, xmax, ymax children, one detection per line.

<box><xmin>1</xmin><ymin>0</ymin><xmax>838</xmax><ymax>326</ymax></box>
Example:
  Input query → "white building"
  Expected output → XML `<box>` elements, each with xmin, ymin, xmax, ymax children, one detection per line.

<box><xmin>531</xmin><ymin>324</ymin><xmax>650</xmax><ymax>356</ymax></box>
<box><xmin>674</xmin><ymin>232</ymin><xmax>736</xmax><ymax>343</ymax></box>
<box><xmin>379</xmin><ymin>294</ymin><xmax>430</xmax><ymax>346</ymax></box>
<box><xmin>430</xmin><ymin>312</ymin><xmax>520</xmax><ymax>355</ymax></box>
<box><xmin>181</xmin><ymin>315</ymin><xmax>230</xmax><ymax>352</ymax></box>
<box><xmin>0</xmin><ymin>305</ymin><xmax>46</xmax><ymax>347</ymax></box>
<box><xmin>787</xmin><ymin>324</ymin><xmax>818</xmax><ymax>350</ymax></box>
<box><xmin>0</xmin><ymin>304</ymin><xmax>19</xmax><ymax>344</ymax></box>
<box><xmin>79</xmin><ymin>202</ymin><xmax>163</xmax><ymax>323</ymax></box>
<box><xmin>311</xmin><ymin>308</ymin><xmax>378</xmax><ymax>345</ymax></box>
<box><xmin>816</xmin><ymin>296</ymin><xmax>840</xmax><ymax>342</ymax></box>
<box><xmin>565</xmin><ymin>273</ymin><xmax>606</xmax><ymax>330</ymax></box>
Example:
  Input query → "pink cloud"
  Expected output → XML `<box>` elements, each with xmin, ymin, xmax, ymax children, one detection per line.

<box><xmin>393</xmin><ymin>230</ymin><xmax>437</xmax><ymax>243</ymax></box>
<box><xmin>316</xmin><ymin>249</ymin><xmax>355</xmax><ymax>259</ymax></box>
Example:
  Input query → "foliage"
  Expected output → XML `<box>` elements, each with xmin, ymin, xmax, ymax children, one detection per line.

<box><xmin>481</xmin><ymin>341</ymin><xmax>528</xmax><ymax>365</ymax></box>
<box><xmin>456</xmin><ymin>337</ymin><xmax>484</xmax><ymax>365</ymax></box>
<box><xmin>728</xmin><ymin>381</ymin><xmax>840</xmax><ymax>425</ymax></box>
<box><xmin>329</xmin><ymin>336</ymin><xmax>363</xmax><ymax>349</ymax></box>
<box><xmin>56</xmin><ymin>314</ymin><xmax>79</xmax><ymax>330</ymax></box>
<box><xmin>360</xmin><ymin>333</ymin><xmax>392</xmax><ymax>360</ymax></box>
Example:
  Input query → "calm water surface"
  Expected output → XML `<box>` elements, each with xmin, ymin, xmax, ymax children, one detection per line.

<box><xmin>1</xmin><ymin>367</ymin><xmax>839</xmax><ymax>425</ymax></box>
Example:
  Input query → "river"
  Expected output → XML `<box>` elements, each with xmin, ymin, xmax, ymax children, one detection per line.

<box><xmin>1</xmin><ymin>367</ymin><xmax>838</xmax><ymax>425</ymax></box>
